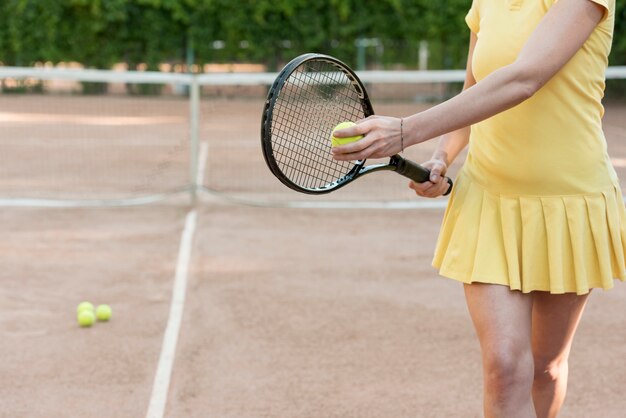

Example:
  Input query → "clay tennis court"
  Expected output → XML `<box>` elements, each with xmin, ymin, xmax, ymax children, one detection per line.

<box><xmin>1</xmin><ymin>94</ymin><xmax>626</xmax><ymax>417</ymax></box>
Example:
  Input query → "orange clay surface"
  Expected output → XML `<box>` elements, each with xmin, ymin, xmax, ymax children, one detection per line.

<box><xmin>1</xmin><ymin>96</ymin><xmax>626</xmax><ymax>417</ymax></box>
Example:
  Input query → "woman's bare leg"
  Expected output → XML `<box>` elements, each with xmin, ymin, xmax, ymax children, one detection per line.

<box><xmin>464</xmin><ymin>283</ymin><xmax>537</xmax><ymax>418</ymax></box>
<box><xmin>531</xmin><ymin>291</ymin><xmax>590</xmax><ymax>418</ymax></box>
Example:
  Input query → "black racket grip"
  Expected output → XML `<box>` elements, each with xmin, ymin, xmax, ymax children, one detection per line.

<box><xmin>393</xmin><ymin>156</ymin><xmax>453</xmax><ymax>196</ymax></box>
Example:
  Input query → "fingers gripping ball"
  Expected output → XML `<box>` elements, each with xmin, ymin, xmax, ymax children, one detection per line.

<box><xmin>77</xmin><ymin>310</ymin><xmax>96</xmax><ymax>327</ymax></box>
<box><xmin>330</xmin><ymin>121</ymin><xmax>363</xmax><ymax>147</ymax></box>
<box><xmin>95</xmin><ymin>304</ymin><xmax>112</xmax><ymax>322</ymax></box>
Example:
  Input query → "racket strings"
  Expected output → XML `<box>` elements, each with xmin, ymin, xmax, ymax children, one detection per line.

<box><xmin>269</xmin><ymin>60</ymin><xmax>366</xmax><ymax>190</ymax></box>
<box><xmin>278</xmin><ymin>73</ymin><xmax>351</xmax><ymax>185</ymax></box>
<box><xmin>274</xmin><ymin>69</ymin><xmax>349</xmax><ymax>184</ymax></box>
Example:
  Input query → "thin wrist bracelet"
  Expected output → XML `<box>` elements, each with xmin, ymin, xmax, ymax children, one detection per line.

<box><xmin>400</xmin><ymin>118</ymin><xmax>404</xmax><ymax>152</ymax></box>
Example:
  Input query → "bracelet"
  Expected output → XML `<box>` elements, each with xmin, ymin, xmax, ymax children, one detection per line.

<box><xmin>400</xmin><ymin>118</ymin><xmax>404</xmax><ymax>153</ymax></box>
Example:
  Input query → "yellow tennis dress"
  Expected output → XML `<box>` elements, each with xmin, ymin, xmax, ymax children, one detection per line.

<box><xmin>432</xmin><ymin>0</ymin><xmax>626</xmax><ymax>294</ymax></box>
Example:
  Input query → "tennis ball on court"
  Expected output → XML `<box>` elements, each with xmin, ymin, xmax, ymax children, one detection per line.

<box><xmin>95</xmin><ymin>304</ymin><xmax>112</xmax><ymax>322</ymax></box>
<box><xmin>77</xmin><ymin>310</ymin><xmax>96</xmax><ymax>327</ymax></box>
<box><xmin>76</xmin><ymin>301</ymin><xmax>95</xmax><ymax>314</ymax></box>
<box><xmin>331</xmin><ymin>121</ymin><xmax>363</xmax><ymax>147</ymax></box>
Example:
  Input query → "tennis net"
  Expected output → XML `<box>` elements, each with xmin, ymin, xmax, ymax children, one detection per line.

<box><xmin>1</xmin><ymin>65</ymin><xmax>625</xmax><ymax>206</ymax></box>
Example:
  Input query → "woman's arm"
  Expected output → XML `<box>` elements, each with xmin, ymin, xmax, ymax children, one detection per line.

<box><xmin>332</xmin><ymin>0</ymin><xmax>606</xmax><ymax>161</ymax></box>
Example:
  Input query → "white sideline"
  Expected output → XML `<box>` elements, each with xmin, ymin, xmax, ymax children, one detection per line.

<box><xmin>196</xmin><ymin>141</ymin><xmax>209</xmax><ymax>188</ymax></box>
<box><xmin>145</xmin><ymin>139</ymin><xmax>209</xmax><ymax>418</ymax></box>
<box><xmin>145</xmin><ymin>209</ymin><xmax>197</xmax><ymax>418</ymax></box>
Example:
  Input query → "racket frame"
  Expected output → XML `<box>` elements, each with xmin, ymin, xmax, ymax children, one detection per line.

<box><xmin>262</xmin><ymin>53</ymin><xmax>375</xmax><ymax>194</ymax></box>
<box><xmin>261</xmin><ymin>53</ymin><xmax>449</xmax><ymax>195</ymax></box>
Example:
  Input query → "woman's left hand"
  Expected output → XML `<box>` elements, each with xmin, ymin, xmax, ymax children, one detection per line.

<box><xmin>331</xmin><ymin>115</ymin><xmax>403</xmax><ymax>161</ymax></box>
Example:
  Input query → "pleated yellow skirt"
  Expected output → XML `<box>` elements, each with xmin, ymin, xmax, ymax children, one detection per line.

<box><xmin>432</xmin><ymin>169</ymin><xmax>626</xmax><ymax>295</ymax></box>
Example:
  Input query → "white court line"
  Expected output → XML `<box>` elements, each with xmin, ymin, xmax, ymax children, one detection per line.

<box><xmin>0</xmin><ymin>190</ymin><xmax>188</xmax><ymax>208</ymax></box>
<box><xmin>145</xmin><ymin>209</ymin><xmax>197</xmax><ymax>418</ymax></box>
<box><xmin>200</xmin><ymin>190</ymin><xmax>451</xmax><ymax>209</ymax></box>
<box><xmin>146</xmin><ymin>139</ymin><xmax>210</xmax><ymax>418</ymax></box>
<box><xmin>196</xmin><ymin>141</ymin><xmax>209</xmax><ymax>188</ymax></box>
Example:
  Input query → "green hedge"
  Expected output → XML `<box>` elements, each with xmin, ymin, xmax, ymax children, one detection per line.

<box><xmin>0</xmin><ymin>0</ymin><xmax>624</xmax><ymax>71</ymax></box>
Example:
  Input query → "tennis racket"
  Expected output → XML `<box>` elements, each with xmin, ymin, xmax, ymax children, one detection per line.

<box><xmin>261</xmin><ymin>53</ymin><xmax>453</xmax><ymax>195</ymax></box>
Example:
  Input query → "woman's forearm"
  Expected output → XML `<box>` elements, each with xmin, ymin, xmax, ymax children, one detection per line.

<box><xmin>404</xmin><ymin>62</ymin><xmax>534</xmax><ymax>148</ymax></box>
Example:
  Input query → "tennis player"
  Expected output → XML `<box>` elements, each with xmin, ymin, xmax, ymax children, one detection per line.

<box><xmin>332</xmin><ymin>0</ymin><xmax>621</xmax><ymax>417</ymax></box>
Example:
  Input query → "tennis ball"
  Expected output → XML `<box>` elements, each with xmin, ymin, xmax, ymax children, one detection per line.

<box><xmin>77</xmin><ymin>310</ymin><xmax>96</xmax><ymax>327</ymax></box>
<box><xmin>95</xmin><ymin>304</ymin><xmax>112</xmax><ymax>322</ymax></box>
<box><xmin>331</xmin><ymin>121</ymin><xmax>364</xmax><ymax>147</ymax></box>
<box><xmin>76</xmin><ymin>301</ymin><xmax>95</xmax><ymax>314</ymax></box>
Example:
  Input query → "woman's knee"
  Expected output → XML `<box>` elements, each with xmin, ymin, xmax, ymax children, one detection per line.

<box><xmin>484</xmin><ymin>346</ymin><xmax>535</xmax><ymax>392</ymax></box>
<box><xmin>534</xmin><ymin>356</ymin><xmax>568</xmax><ymax>384</ymax></box>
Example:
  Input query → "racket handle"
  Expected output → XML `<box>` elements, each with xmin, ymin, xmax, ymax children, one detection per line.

<box><xmin>393</xmin><ymin>155</ymin><xmax>453</xmax><ymax>196</ymax></box>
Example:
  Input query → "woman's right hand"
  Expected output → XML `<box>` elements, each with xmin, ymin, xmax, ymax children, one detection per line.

<box><xmin>408</xmin><ymin>158</ymin><xmax>450</xmax><ymax>198</ymax></box>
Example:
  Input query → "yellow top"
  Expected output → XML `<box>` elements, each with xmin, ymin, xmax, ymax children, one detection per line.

<box><xmin>465</xmin><ymin>0</ymin><xmax>616</xmax><ymax>195</ymax></box>
<box><xmin>432</xmin><ymin>0</ymin><xmax>626</xmax><ymax>295</ymax></box>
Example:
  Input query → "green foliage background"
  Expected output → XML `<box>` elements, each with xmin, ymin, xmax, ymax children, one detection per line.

<box><xmin>0</xmin><ymin>0</ymin><xmax>624</xmax><ymax>71</ymax></box>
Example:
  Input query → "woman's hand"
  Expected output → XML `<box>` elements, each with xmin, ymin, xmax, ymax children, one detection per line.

<box><xmin>331</xmin><ymin>116</ymin><xmax>403</xmax><ymax>161</ymax></box>
<box><xmin>408</xmin><ymin>158</ymin><xmax>450</xmax><ymax>198</ymax></box>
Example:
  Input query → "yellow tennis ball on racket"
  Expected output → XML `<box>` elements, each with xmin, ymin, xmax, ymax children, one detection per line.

<box><xmin>95</xmin><ymin>304</ymin><xmax>112</xmax><ymax>321</ymax></box>
<box><xmin>77</xmin><ymin>310</ymin><xmax>96</xmax><ymax>327</ymax></box>
<box><xmin>331</xmin><ymin>121</ymin><xmax>364</xmax><ymax>147</ymax></box>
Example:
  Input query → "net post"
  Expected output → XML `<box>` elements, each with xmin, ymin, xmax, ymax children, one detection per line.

<box><xmin>189</xmin><ymin>75</ymin><xmax>200</xmax><ymax>205</ymax></box>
